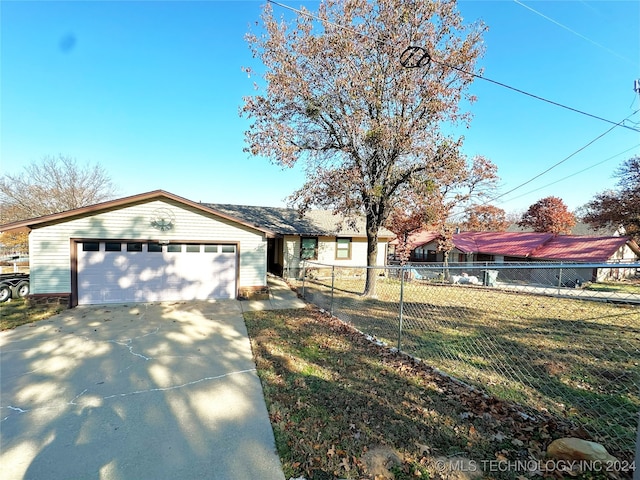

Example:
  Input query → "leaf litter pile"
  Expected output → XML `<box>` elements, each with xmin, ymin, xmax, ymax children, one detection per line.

<box><xmin>245</xmin><ymin>307</ymin><xmax>625</xmax><ymax>480</ymax></box>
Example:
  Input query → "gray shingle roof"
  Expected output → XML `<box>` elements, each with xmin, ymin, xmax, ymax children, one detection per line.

<box><xmin>204</xmin><ymin>204</ymin><xmax>394</xmax><ymax>238</ymax></box>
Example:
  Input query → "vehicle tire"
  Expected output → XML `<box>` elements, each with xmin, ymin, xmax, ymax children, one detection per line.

<box><xmin>16</xmin><ymin>281</ymin><xmax>30</xmax><ymax>298</ymax></box>
<box><xmin>0</xmin><ymin>285</ymin><xmax>11</xmax><ymax>303</ymax></box>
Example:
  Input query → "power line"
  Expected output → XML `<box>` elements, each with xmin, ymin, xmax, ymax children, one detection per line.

<box><xmin>446</xmin><ymin>111</ymin><xmax>639</xmax><ymax>219</ymax></box>
<box><xmin>266</xmin><ymin>0</ymin><xmax>640</xmax><ymax>133</ymax></box>
<box><xmin>441</xmin><ymin>62</ymin><xmax>639</xmax><ymax>133</ymax></box>
<box><xmin>500</xmin><ymin>144</ymin><xmax>640</xmax><ymax>203</ymax></box>
<box><xmin>513</xmin><ymin>0</ymin><xmax>636</xmax><ymax>66</ymax></box>
<box><xmin>483</xmin><ymin>109</ymin><xmax>639</xmax><ymax>205</ymax></box>
<box><xmin>266</xmin><ymin>0</ymin><xmax>640</xmax><ymax>213</ymax></box>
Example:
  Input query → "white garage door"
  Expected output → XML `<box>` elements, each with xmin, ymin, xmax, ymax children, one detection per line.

<box><xmin>77</xmin><ymin>241</ymin><xmax>237</xmax><ymax>305</ymax></box>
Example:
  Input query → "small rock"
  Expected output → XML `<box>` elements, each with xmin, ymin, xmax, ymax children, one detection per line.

<box><xmin>361</xmin><ymin>445</ymin><xmax>402</xmax><ymax>479</ymax></box>
<box><xmin>547</xmin><ymin>437</ymin><xmax>618</xmax><ymax>464</ymax></box>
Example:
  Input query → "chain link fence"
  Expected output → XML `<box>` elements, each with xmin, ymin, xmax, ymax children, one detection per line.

<box><xmin>294</xmin><ymin>261</ymin><xmax>640</xmax><ymax>461</ymax></box>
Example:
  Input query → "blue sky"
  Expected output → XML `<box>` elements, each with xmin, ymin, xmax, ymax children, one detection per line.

<box><xmin>1</xmin><ymin>0</ymin><xmax>638</xmax><ymax>216</ymax></box>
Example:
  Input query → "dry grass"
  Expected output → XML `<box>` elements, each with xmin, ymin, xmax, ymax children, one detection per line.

<box><xmin>584</xmin><ymin>280</ymin><xmax>640</xmax><ymax>294</ymax></box>
<box><xmin>299</xmin><ymin>278</ymin><xmax>640</xmax><ymax>460</ymax></box>
<box><xmin>245</xmin><ymin>307</ymin><xmax>630</xmax><ymax>479</ymax></box>
<box><xmin>0</xmin><ymin>298</ymin><xmax>64</xmax><ymax>330</ymax></box>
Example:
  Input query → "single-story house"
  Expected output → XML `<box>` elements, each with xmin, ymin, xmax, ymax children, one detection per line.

<box><xmin>206</xmin><ymin>203</ymin><xmax>392</xmax><ymax>279</ymax></box>
<box><xmin>390</xmin><ymin>229</ymin><xmax>640</xmax><ymax>282</ymax></box>
<box><xmin>0</xmin><ymin>190</ymin><xmax>391</xmax><ymax>306</ymax></box>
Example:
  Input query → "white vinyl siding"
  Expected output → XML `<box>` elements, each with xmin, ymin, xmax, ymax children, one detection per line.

<box><xmin>282</xmin><ymin>235</ymin><xmax>388</xmax><ymax>276</ymax></box>
<box><xmin>28</xmin><ymin>200</ymin><xmax>267</xmax><ymax>296</ymax></box>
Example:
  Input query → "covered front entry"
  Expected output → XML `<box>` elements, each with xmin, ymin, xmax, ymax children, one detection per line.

<box><xmin>76</xmin><ymin>241</ymin><xmax>237</xmax><ymax>305</ymax></box>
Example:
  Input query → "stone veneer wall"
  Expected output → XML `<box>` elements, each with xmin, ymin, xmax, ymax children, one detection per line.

<box><xmin>27</xmin><ymin>294</ymin><xmax>71</xmax><ymax>308</ymax></box>
<box><xmin>238</xmin><ymin>286</ymin><xmax>270</xmax><ymax>301</ymax></box>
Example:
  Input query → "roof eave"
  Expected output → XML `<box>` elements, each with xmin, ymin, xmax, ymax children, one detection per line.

<box><xmin>0</xmin><ymin>190</ymin><xmax>277</xmax><ymax>237</ymax></box>
<box><xmin>626</xmin><ymin>239</ymin><xmax>640</xmax><ymax>257</ymax></box>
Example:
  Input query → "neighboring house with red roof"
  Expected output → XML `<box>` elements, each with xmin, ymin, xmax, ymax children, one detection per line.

<box><xmin>389</xmin><ymin>229</ymin><xmax>640</xmax><ymax>282</ymax></box>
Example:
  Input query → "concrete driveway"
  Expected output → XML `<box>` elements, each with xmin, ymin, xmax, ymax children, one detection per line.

<box><xmin>0</xmin><ymin>300</ymin><xmax>286</xmax><ymax>480</ymax></box>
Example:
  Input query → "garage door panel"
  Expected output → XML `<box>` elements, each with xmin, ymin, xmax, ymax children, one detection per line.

<box><xmin>78</xmin><ymin>242</ymin><xmax>237</xmax><ymax>305</ymax></box>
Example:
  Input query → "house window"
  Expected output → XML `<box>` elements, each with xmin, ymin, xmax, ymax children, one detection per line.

<box><xmin>82</xmin><ymin>242</ymin><xmax>99</xmax><ymax>252</ymax></box>
<box><xmin>477</xmin><ymin>253</ymin><xmax>494</xmax><ymax>262</ymax></box>
<box><xmin>127</xmin><ymin>242</ymin><xmax>143</xmax><ymax>252</ymax></box>
<box><xmin>147</xmin><ymin>242</ymin><xmax>162</xmax><ymax>252</ymax></box>
<box><xmin>105</xmin><ymin>242</ymin><xmax>122</xmax><ymax>252</ymax></box>
<box><xmin>336</xmin><ymin>238</ymin><xmax>351</xmax><ymax>260</ymax></box>
<box><xmin>388</xmin><ymin>244</ymin><xmax>397</xmax><ymax>261</ymax></box>
<box><xmin>300</xmin><ymin>237</ymin><xmax>318</xmax><ymax>260</ymax></box>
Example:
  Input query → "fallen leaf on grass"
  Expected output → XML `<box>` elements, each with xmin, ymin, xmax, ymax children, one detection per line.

<box><xmin>415</xmin><ymin>442</ymin><xmax>430</xmax><ymax>455</ymax></box>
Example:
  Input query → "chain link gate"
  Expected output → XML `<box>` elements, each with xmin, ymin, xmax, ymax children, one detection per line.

<box><xmin>297</xmin><ymin>261</ymin><xmax>640</xmax><ymax>463</ymax></box>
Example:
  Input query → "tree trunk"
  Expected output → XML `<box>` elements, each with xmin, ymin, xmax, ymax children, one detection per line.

<box><xmin>442</xmin><ymin>247</ymin><xmax>451</xmax><ymax>281</ymax></box>
<box><xmin>363</xmin><ymin>216</ymin><xmax>379</xmax><ymax>297</ymax></box>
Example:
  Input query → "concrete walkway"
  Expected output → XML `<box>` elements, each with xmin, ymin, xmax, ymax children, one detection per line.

<box><xmin>0</xmin><ymin>279</ymin><xmax>305</xmax><ymax>480</ymax></box>
<box><xmin>240</xmin><ymin>275</ymin><xmax>307</xmax><ymax>312</ymax></box>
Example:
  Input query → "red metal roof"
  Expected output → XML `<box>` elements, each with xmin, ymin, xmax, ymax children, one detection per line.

<box><xmin>389</xmin><ymin>230</ymin><xmax>440</xmax><ymax>250</ymax></box>
<box><xmin>454</xmin><ymin>231</ymin><xmax>554</xmax><ymax>256</ymax></box>
<box><xmin>530</xmin><ymin>235</ymin><xmax>631</xmax><ymax>262</ymax></box>
<box><xmin>403</xmin><ymin>229</ymin><xmax>638</xmax><ymax>262</ymax></box>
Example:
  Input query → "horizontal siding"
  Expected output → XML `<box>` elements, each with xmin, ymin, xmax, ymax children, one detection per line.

<box><xmin>283</xmin><ymin>235</ymin><xmax>387</xmax><ymax>274</ymax></box>
<box><xmin>29</xmin><ymin>200</ymin><xmax>266</xmax><ymax>295</ymax></box>
<box><xmin>324</xmin><ymin>237</ymin><xmax>387</xmax><ymax>266</ymax></box>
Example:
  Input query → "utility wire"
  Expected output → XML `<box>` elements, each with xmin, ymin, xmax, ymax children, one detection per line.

<box><xmin>266</xmin><ymin>0</ymin><xmax>640</xmax><ymax>133</ymax></box>
<box><xmin>266</xmin><ymin>0</ymin><xmax>640</xmax><ymax>216</ymax></box>
<box><xmin>482</xmin><ymin>109</ymin><xmax>639</xmax><ymax>206</ymax></box>
<box><xmin>513</xmin><ymin>0</ymin><xmax>636</xmax><ymax>66</ymax></box>
<box><xmin>445</xmin><ymin>111</ymin><xmax>639</xmax><ymax>220</ymax></box>
<box><xmin>431</xmin><ymin>58</ymin><xmax>640</xmax><ymax>133</ymax></box>
<box><xmin>500</xmin><ymin>144</ymin><xmax>640</xmax><ymax>203</ymax></box>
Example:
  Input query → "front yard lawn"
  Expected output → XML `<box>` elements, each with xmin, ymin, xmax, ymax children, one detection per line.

<box><xmin>583</xmin><ymin>280</ymin><xmax>640</xmax><ymax>294</ymax></box>
<box><xmin>304</xmin><ymin>278</ymin><xmax>640</xmax><ymax>452</ymax></box>
<box><xmin>245</xmin><ymin>307</ymin><xmax>625</xmax><ymax>480</ymax></box>
<box><xmin>0</xmin><ymin>298</ymin><xmax>64</xmax><ymax>330</ymax></box>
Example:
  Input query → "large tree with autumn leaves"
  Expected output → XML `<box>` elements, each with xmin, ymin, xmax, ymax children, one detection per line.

<box><xmin>580</xmin><ymin>156</ymin><xmax>640</xmax><ymax>241</ymax></box>
<box><xmin>461</xmin><ymin>204</ymin><xmax>509</xmax><ymax>232</ymax></box>
<box><xmin>242</xmin><ymin>0</ymin><xmax>487</xmax><ymax>294</ymax></box>
<box><xmin>518</xmin><ymin>196</ymin><xmax>576</xmax><ymax>235</ymax></box>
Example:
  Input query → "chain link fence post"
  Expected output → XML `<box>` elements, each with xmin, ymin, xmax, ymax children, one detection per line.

<box><xmin>557</xmin><ymin>263</ymin><xmax>563</xmax><ymax>292</ymax></box>
<box><xmin>330</xmin><ymin>265</ymin><xmax>335</xmax><ymax>316</ymax></box>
